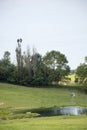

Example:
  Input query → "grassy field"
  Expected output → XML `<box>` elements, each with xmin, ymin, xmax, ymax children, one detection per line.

<box><xmin>0</xmin><ymin>83</ymin><xmax>87</xmax><ymax>109</ymax></box>
<box><xmin>0</xmin><ymin>115</ymin><xmax>87</xmax><ymax>130</ymax></box>
<box><xmin>0</xmin><ymin>83</ymin><xmax>87</xmax><ymax>130</ymax></box>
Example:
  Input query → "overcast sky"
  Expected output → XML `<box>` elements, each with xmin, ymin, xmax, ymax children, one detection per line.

<box><xmin>0</xmin><ymin>0</ymin><xmax>87</xmax><ymax>69</ymax></box>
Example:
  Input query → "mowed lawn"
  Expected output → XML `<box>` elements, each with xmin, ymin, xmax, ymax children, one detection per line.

<box><xmin>0</xmin><ymin>83</ymin><xmax>87</xmax><ymax>109</ymax></box>
<box><xmin>0</xmin><ymin>115</ymin><xmax>87</xmax><ymax>130</ymax></box>
<box><xmin>0</xmin><ymin>83</ymin><xmax>87</xmax><ymax>130</ymax></box>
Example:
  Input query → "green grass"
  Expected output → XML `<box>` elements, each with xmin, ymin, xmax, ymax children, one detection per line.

<box><xmin>0</xmin><ymin>83</ymin><xmax>87</xmax><ymax>130</ymax></box>
<box><xmin>0</xmin><ymin>83</ymin><xmax>87</xmax><ymax>109</ymax></box>
<box><xmin>0</xmin><ymin>115</ymin><xmax>87</xmax><ymax>130</ymax></box>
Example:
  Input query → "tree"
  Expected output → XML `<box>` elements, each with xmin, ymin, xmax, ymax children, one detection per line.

<box><xmin>76</xmin><ymin>63</ymin><xmax>87</xmax><ymax>84</ymax></box>
<box><xmin>23</xmin><ymin>47</ymin><xmax>32</xmax><ymax>84</ymax></box>
<box><xmin>0</xmin><ymin>65</ymin><xmax>7</xmax><ymax>81</ymax></box>
<box><xmin>16</xmin><ymin>38</ymin><xmax>23</xmax><ymax>83</ymax></box>
<box><xmin>2</xmin><ymin>51</ymin><xmax>11</xmax><ymax>66</ymax></box>
<box><xmin>43</xmin><ymin>50</ymin><xmax>70</xmax><ymax>83</ymax></box>
<box><xmin>76</xmin><ymin>56</ymin><xmax>87</xmax><ymax>84</ymax></box>
<box><xmin>31</xmin><ymin>48</ymin><xmax>42</xmax><ymax>78</ymax></box>
<box><xmin>85</xmin><ymin>56</ymin><xmax>87</xmax><ymax>63</ymax></box>
<box><xmin>0</xmin><ymin>51</ymin><xmax>15</xmax><ymax>82</ymax></box>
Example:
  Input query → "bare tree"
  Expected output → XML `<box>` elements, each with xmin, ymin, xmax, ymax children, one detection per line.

<box><xmin>16</xmin><ymin>38</ymin><xmax>23</xmax><ymax>82</ymax></box>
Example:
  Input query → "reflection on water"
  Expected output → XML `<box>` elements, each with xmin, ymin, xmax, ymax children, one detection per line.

<box><xmin>14</xmin><ymin>106</ymin><xmax>87</xmax><ymax>117</ymax></box>
<box><xmin>53</xmin><ymin>106</ymin><xmax>83</xmax><ymax>115</ymax></box>
<box><xmin>32</xmin><ymin>106</ymin><xmax>87</xmax><ymax>116</ymax></box>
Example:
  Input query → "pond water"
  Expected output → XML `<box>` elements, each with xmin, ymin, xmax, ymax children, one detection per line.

<box><xmin>31</xmin><ymin>106</ymin><xmax>87</xmax><ymax>116</ymax></box>
<box><xmin>15</xmin><ymin>106</ymin><xmax>87</xmax><ymax>117</ymax></box>
<box><xmin>53</xmin><ymin>106</ymin><xmax>84</xmax><ymax>115</ymax></box>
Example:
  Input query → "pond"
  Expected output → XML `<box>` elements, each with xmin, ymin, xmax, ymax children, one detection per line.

<box><xmin>14</xmin><ymin>106</ymin><xmax>87</xmax><ymax>117</ymax></box>
<box><xmin>30</xmin><ymin>106</ymin><xmax>87</xmax><ymax>116</ymax></box>
<box><xmin>52</xmin><ymin>106</ymin><xmax>86</xmax><ymax>115</ymax></box>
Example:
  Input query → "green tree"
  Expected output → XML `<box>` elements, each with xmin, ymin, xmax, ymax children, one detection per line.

<box><xmin>43</xmin><ymin>50</ymin><xmax>70</xmax><ymax>83</ymax></box>
<box><xmin>85</xmin><ymin>56</ymin><xmax>87</xmax><ymax>63</ymax></box>
<box><xmin>31</xmin><ymin>48</ymin><xmax>42</xmax><ymax>78</ymax></box>
<box><xmin>0</xmin><ymin>51</ymin><xmax>15</xmax><ymax>82</ymax></box>
<box><xmin>31</xmin><ymin>52</ymin><xmax>43</xmax><ymax>85</ymax></box>
<box><xmin>0</xmin><ymin>65</ymin><xmax>7</xmax><ymax>81</ymax></box>
<box><xmin>2</xmin><ymin>51</ymin><xmax>11</xmax><ymax>66</ymax></box>
<box><xmin>76</xmin><ymin>63</ymin><xmax>87</xmax><ymax>84</ymax></box>
<box><xmin>23</xmin><ymin>47</ymin><xmax>32</xmax><ymax>81</ymax></box>
<box><xmin>76</xmin><ymin>56</ymin><xmax>87</xmax><ymax>84</ymax></box>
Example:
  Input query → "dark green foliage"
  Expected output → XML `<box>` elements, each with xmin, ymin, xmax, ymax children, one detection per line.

<box><xmin>76</xmin><ymin>56</ymin><xmax>87</xmax><ymax>93</ymax></box>
<box><xmin>76</xmin><ymin>63</ymin><xmax>87</xmax><ymax>84</ymax></box>
<box><xmin>43</xmin><ymin>50</ymin><xmax>70</xmax><ymax>83</ymax></box>
<box><xmin>0</xmin><ymin>51</ymin><xmax>14</xmax><ymax>82</ymax></box>
<box><xmin>0</xmin><ymin>45</ymin><xmax>70</xmax><ymax>86</ymax></box>
<box><xmin>0</xmin><ymin>66</ymin><xmax>7</xmax><ymax>81</ymax></box>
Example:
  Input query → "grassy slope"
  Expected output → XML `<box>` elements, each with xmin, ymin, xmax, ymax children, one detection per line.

<box><xmin>0</xmin><ymin>83</ymin><xmax>87</xmax><ymax>130</ymax></box>
<box><xmin>0</xmin><ymin>83</ymin><xmax>87</xmax><ymax>109</ymax></box>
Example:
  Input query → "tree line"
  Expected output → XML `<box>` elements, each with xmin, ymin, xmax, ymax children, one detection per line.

<box><xmin>0</xmin><ymin>39</ymin><xmax>87</xmax><ymax>86</ymax></box>
<box><xmin>0</xmin><ymin>39</ymin><xmax>70</xmax><ymax>86</ymax></box>
<box><xmin>76</xmin><ymin>56</ymin><xmax>87</xmax><ymax>85</ymax></box>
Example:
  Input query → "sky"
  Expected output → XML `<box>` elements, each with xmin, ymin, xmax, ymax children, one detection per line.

<box><xmin>0</xmin><ymin>0</ymin><xmax>87</xmax><ymax>69</ymax></box>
